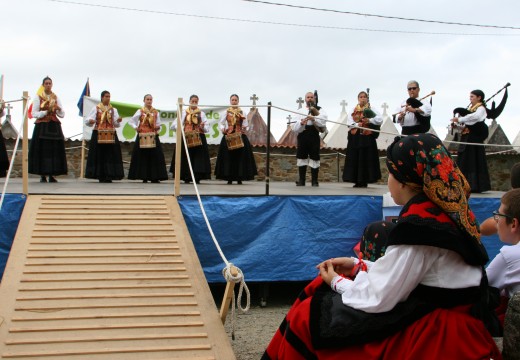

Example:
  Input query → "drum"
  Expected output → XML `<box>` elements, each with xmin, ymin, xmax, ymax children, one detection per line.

<box><xmin>97</xmin><ymin>129</ymin><xmax>115</xmax><ymax>144</ymax></box>
<box><xmin>185</xmin><ymin>131</ymin><xmax>202</xmax><ymax>148</ymax></box>
<box><xmin>225</xmin><ymin>132</ymin><xmax>244</xmax><ymax>150</ymax></box>
<box><xmin>139</xmin><ymin>132</ymin><xmax>156</xmax><ymax>148</ymax></box>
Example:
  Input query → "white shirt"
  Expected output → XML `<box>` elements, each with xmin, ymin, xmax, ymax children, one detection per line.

<box><xmin>396</xmin><ymin>99</ymin><xmax>432</xmax><ymax>128</ymax></box>
<box><xmin>31</xmin><ymin>93</ymin><xmax>65</xmax><ymax>119</ymax></box>
<box><xmin>457</xmin><ymin>106</ymin><xmax>487</xmax><ymax>126</ymax></box>
<box><xmin>170</xmin><ymin>109</ymin><xmax>209</xmax><ymax>133</ymax></box>
<box><xmin>292</xmin><ymin>106</ymin><xmax>328</xmax><ymax>134</ymax></box>
<box><xmin>129</xmin><ymin>108</ymin><xmax>162</xmax><ymax>129</ymax></box>
<box><xmin>486</xmin><ymin>243</ymin><xmax>520</xmax><ymax>297</ymax></box>
<box><xmin>346</xmin><ymin>106</ymin><xmax>383</xmax><ymax>128</ymax></box>
<box><xmin>85</xmin><ymin>105</ymin><xmax>121</xmax><ymax>128</ymax></box>
<box><xmin>331</xmin><ymin>244</ymin><xmax>482</xmax><ymax>313</ymax></box>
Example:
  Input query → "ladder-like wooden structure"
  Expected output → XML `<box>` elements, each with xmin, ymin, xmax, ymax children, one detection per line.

<box><xmin>0</xmin><ymin>195</ymin><xmax>235</xmax><ymax>359</ymax></box>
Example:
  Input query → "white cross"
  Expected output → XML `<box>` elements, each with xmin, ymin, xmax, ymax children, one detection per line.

<box><xmin>340</xmin><ymin>100</ymin><xmax>347</xmax><ymax>113</ymax></box>
<box><xmin>296</xmin><ymin>97</ymin><xmax>304</xmax><ymax>109</ymax></box>
<box><xmin>6</xmin><ymin>103</ymin><xmax>13</xmax><ymax>115</ymax></box>
<box><xmin>381</xmin><ymin>102</ymin><xmax>389</xmax><ymax>116</ymax></box>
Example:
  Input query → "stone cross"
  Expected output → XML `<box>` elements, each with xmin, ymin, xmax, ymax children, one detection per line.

<box><xmin>296</xmin><ymin>97</ymin><xmax>304</xmax><ymax>109</ymax></box>
<box><xmin>286</xmin><ymin>114</ymin><xmax>292</xmax><ymax>124</ymax></box>
<box><xmin>250</xmin><ymin>94</ymin><xmax>259</xmax><ymax>107</ymax></box>
<box><xmin>381</xmin><ymin>102</ymin><xmax>389</xmax><ymax>117</ymax></box>
<box><xmin>5</xmin><ymin>103</ymin><xmax>13</xmax><ymax>115</ymax></box>
<box><xmin>340</xmin><ymin>100</ymin><xmax>347</xmax><ymax>114</ymax></box>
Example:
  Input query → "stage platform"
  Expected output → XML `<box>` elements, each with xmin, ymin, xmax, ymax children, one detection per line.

<box><xmin>1</xmin><ymin>178</ymin><xmax>505</xmax><ymax>283</ymax></box>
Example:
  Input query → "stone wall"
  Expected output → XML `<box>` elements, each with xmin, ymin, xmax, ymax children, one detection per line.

<box><xmin>4</xmin><ymin>139</ymin><xmax>519</xmax><ymax>191</ymax></box>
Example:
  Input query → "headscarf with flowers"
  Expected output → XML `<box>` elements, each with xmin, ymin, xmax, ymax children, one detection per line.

<box><xmin>386</xmin><ymin>133</ymin><xmax>488</xmax><ymax>265</ymax></box>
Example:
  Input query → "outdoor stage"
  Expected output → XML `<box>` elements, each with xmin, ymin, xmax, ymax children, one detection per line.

<box><xmin>1</xmin><ymin>178</ymin><xmax>504</xmax><ymax>283</ymax></box>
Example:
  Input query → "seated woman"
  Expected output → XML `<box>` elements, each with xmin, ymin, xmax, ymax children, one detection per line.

<box><xmin>263</xmin><ymin>133</ymin><xmax>500</xmax><ymax>360</ymax></box>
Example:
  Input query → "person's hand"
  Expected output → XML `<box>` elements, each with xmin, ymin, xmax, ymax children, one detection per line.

<box><xmin>227</xmin><ymin>126</ymin><xmax>234</xmax><ymax>134</ymax></box>
<box><xmin>317</xmin><ymin>260</ymin><xmax>339</xmax><ymax>286</ymax></box>
<box><xmin>155</xmin><ymin>126</ymin><xmax>161</xmax><ymax>131</ymax></box>
<box><xmin>117</xmin><ymin>118</ymin><xmax>122</xmax><ymax>123</ymax></box>
<box><xmin>88</xmin><ymin>119</ymin><xmax>95</xmax><ymax>125</ymax></box>
<box><xmin>451</xmin><ymin>117</ymin><xmax>459</xmax><ymax>123</ymax></box>
<box><xmin>316</xmin><ymin>257</ymin><xmax>355</xmax><ymax>277</ymax></box>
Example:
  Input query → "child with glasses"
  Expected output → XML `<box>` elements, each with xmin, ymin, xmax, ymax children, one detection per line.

<box><xmin>486</xmin><ymin>188</ymin><xmax>520</xmax><ymax>326</ymax></box>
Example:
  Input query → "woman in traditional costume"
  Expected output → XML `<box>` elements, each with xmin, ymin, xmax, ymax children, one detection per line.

<box><xmin>342</xmin><ymin>91</ymin><xmax>382</xmax><ymax>188</ymax></box>
<box><xmin>170</xmin><ymin>95</ymin><xmax>211</xmax><ymax>184</ymax></box>
<box><xmin>85</xmin><ymin>90</ymin><xmax>124</xmax><ymax>183</ymax></box>
<box><xmin>263</xmin><ymin>133</ymin><xmax>500</xmax><ymax>360</ymax></box>
<box><xmin>29</xmin><ymin>76</ymin><xmax>67</xmax><ymax>182</ymax></box>
<box><xmin>451</xmin><ymin>89</ymin><xmax>491</xmax><ymax>193</ymax></box>
<box><xmin>128</xmin><ymin>94</ymin><xmax>168</xmax><ymax>183</ymax></box>
<box><xmin>0</xmin><ymin>102</ymin><xmax>9</xmax><ymax>178</ymax></box>
<box><xmin>214</xmin><ymin>94</ymin><xmax>257</xmax><ymax>184</ymax></box>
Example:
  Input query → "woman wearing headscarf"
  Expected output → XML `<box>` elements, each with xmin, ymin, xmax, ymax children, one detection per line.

<box><xmin>263</xmin><ymin>133</ymin><xmax>500</xmax><ymax>360</ymax></box>
<box><xmin>451</xmin><ymin>89</ymin><xmax>491</xmax><ymax>193</ymax></box>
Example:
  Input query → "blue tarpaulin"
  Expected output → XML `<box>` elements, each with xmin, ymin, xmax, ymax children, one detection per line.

<box><xmin>178</xmin><ymin>195</ymin><xmax>383</xmax><ymax>282</ymax></box>
<box><xmin>0</xmin><ymin>194</ymin><xmax>26</xmax><ymax>281</ymax></box>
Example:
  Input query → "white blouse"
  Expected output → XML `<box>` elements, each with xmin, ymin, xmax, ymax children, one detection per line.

<box><xmin>292</xmin><ymin>106</ymin><xmax>328</xmax><ymax>134</ymax></box>
<box><xmin>31</xmin><ymin>93</ymin><xmax>65</xmax><ymax>119</ymax></box>
<box><xmin>171</xmin><ymin>109</ymin><xmax>209</xmax><ymax>133</ymax></box>
<box><xmin>129</xmin><ymin>108</ymin><xmax>162</xmax><ymax>129</ymax></box>
<box><xmin>331</xmin><ymin>244</ymin><xmax>482</xmax><ymax>313</ymax></box>
<box><xmin>85</xmin><ymin>106</ymin><xmax>121</xmax><ymax>128</ymax></box>
<box><xmin>457</xmin><ymin>106</ymin><xmax>487</xmax><ymax>126</ymax></box>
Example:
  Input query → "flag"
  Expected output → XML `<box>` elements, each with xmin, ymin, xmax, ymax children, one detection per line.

<box><xmin>77</xmin><ymin>78</ymin><xmax>90</xmax><ymax>116</ymax></box>
<box><xmin>27</xmin><ymin>85</ymin><xmax>45</xmax><ymax>119</ymax></box>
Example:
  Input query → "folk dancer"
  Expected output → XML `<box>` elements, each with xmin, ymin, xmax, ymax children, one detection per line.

<box><xmin>29</xmin><ymin>76</ymin><xmax>67</xmax><ymax>183</ymax></box>
<box><xmin>214</xmin><ymin>94</ymin><xmax>257</xmax><ymax>184</ymax></box>
<box><xmin>85</xmin><ymin>90</ymin><xmax>124</xmax><ymax>183</ymax></box>
<box><xmin>128</xmin><ymin>94</ymin><xmax>168</xmax><ymax>183</ymax></box>
<box><xmin>170</xmin><ymin>95</ymin><xmax>211</xmax><ymax>184</ymax></box>
<box><xmin>395</xmin><ymin>80</ymin><xmax>432</xmax><ymax>135</ymax></box>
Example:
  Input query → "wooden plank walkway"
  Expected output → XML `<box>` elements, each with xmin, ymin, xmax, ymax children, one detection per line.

<box><xmin>0</xmin><ymin>195</ymin><xmax>235</xmax><ymax>359</ymax></box>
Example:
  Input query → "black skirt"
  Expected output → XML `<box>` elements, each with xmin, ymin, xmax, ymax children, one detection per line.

<box><xmin>85</xmin><ymin>130</ymin><xmax>125</xmax><ymax>181</ymax></box>
<box><xmin>170</xmin><ymin>133</ymin><xmax>211</xmax><ymax>182</ymax></box>
<box><xmin>28</xmin><ymin>122</ymin><xmax>68</xmax><ymax>176</ymax></box>
<box><xmin>128</xmin><ymin>134</ymin><xmax>168</xmax><ymax>181</ymax></box>
<box><xmin>214</xmin><ymin>134</ymin><xmax>257</xmax><ymax>181</ymax></box>
<box><xmin>342</xmin><ymin>129</ymin><xmax>381</xmax><ymax>184</ymax></box>
<box><xmin>457</xmin><ymin>122</ymin><xmax>491</xmax><ymax>193</ymax></box>
<box><xmin>0</xmin><ymin>129</ymin><xmax>9</xmax><ymax>178</ymax></box>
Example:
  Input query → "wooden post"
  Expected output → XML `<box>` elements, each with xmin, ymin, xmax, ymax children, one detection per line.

<box><xmin>22</xmin><ymin>91</ymin><xmax>29</xmax><ymax>195</ymax></box>
<box><xmin>174</xmin><ymin>98</ymin><xmax>182</xmax><ymax>197</ymax></box>
<box><xmin>80</xmin><ymin>139</ymin><xmax>86</xmax><ymax>178</ymax></box>
<box><xmin>219</xmin><ymin>265</ymin><xmax>238</xmax><ymax>324</ymax></box>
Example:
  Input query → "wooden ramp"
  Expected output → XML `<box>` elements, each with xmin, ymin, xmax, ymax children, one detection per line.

<box><xmin>0</xmin><ymin>195</ymin><xmax>235</xmax><ymax>359</ymax></box>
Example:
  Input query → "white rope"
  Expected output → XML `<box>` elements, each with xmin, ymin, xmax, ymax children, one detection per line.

<box><xmin>0</xmin><ymin>98</ymin><xmax>29</xmax><ymax>211</ymax></box>
<box><xmin>176</xmin><ymin>104</ymin><xmax>251</xmax><ymax>332</ymax></box>
<box><xmin>222</xmin><ymin>264</ymin><xmax>250</xmax><ymax>340</ymax></box>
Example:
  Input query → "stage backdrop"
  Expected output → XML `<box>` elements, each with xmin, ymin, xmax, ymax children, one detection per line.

<box><xmin>0</xmin><ymin>194</ymin><xmax>26</xmax><ymax>281</ymax></box>
<box><xmin>82</xmin><ymin>96</ymin><xmax>227</xmax><ymax>144</ymax></box>
<box><xmin>178</xmin><ymin>195</ymin><xmax>383</xmax><ymax>282</ymax></box>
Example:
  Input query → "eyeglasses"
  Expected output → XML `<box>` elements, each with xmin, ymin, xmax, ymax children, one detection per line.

<box><xmin>492</xmin><ymin>210</ymin><xmax>513</xmax><ymax>222</ymax></box>
<box><xmin>407</xmin><ymin>87</ymin><xmax>418</xmax><ymax>91</ymax></box>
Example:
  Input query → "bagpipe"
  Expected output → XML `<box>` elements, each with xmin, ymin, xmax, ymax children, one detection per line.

<box><xmin>352</xmin><ymin>88</ymin><xmax>378</xmax><ymax>136</ymax></box>
<box><xmin>450</xmin><ymin>82</ymin><xmax>510</xmax><ymax>136</ymax></box>
<box><xmin>392</xmin><ymin>91</ymin><xmax>435</xmax><ymax>132</ymax></box>
<box><xmin>308</xmin><ymin>90</ymin><xmax>326</xmax><ymax>134</ymax></box>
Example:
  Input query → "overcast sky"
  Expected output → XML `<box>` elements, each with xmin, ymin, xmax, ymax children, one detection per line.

<box><xmin>2</xmin><ymin>0</ymin><xmax>519</xmax><ymax>144</ymax></box>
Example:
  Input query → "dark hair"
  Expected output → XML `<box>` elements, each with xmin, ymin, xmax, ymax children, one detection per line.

<box><xmin>358</xmin><ymin>91</ymin><xmax>368</xmax><ymax>98</ymax></box>
<box><xmin>143</xmin><ymin>94</ymin><xmax>152</xmax><ymax>101</ymax></box>
<box><xmin>471</xmin><ymin>89</ymin><xmax>485</xmax><ymax>102</ymax></box>
<box><xmin>101</xmin><ymin>90</ymin><xmax>110</xmax><ymax>98</ymax></box>
<box><xmin>189</xmin><ymin>94</ymin><xmax>199</xmax><ymax>101</ymax></box>
<box><xmin>230</xmin><ymin>94</ymin><xmax>239</xmax><ymax>100</ymax></box>
<box><xmin>511</xmin><ymin>162</ymin><xmax>520</xmax><ymax>189</ymax></box>
<box><xmin>42</xmin><ymin>76</ymin><xmax>52</xmax><ymax>85</ymax></box>
<box><xmin>501</xmin><ymin>188</ymin><xmax>520</xmax><ymax>224</ymax></box>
